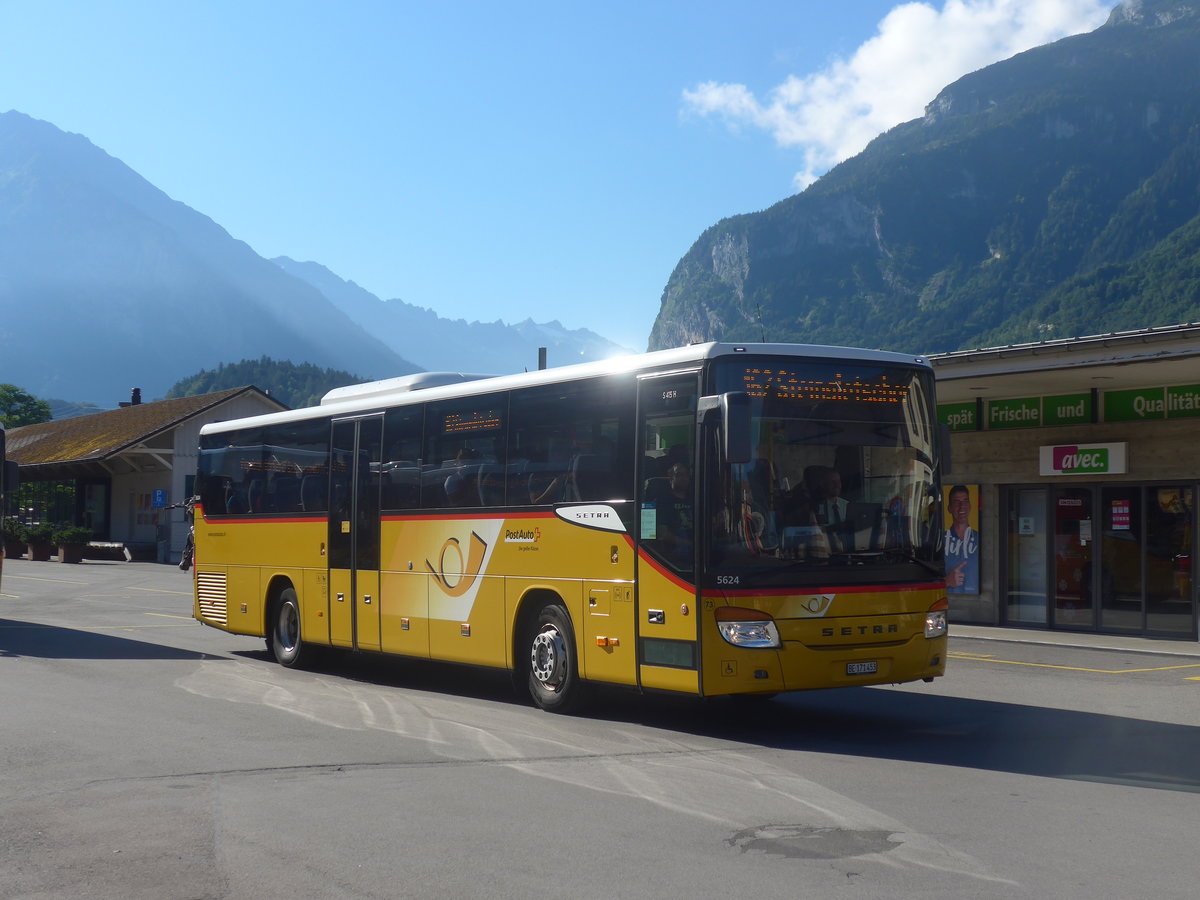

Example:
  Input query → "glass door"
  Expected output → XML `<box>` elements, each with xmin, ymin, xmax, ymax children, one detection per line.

<box><xmin>1145</xmin><ymin>486</ymin><xmax>1194</xmax><ymax>635</ymax></box>
<box><xmin>1100</xmin><ymin>486</ymin><xmax>1141</xmax><ymax>631</ymax></box>
<box><xmin>1005</xmin><ymin>488</ymin><xmax>1047</xmax><ymax>624</ymax></box>
<box><xmin>1052</xmin><ymin>487</ymin><xmax>1094</xmax><ymax>628</ymax></box>
<box><xmin>1005</xmin><ymin>483</ymin><xmax>1196</xmax><ymax>637</ymax></box>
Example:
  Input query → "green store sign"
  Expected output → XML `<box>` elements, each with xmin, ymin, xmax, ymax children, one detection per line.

<box><xmin>1042</xmin><ymin>393</ymin><xmax>1091</xmax><ymax>426</ymax></box>
<box><xmin>1167</xmin><ymin>384</ymin><xmax>1200</xmax><ymax>418</ymax></box>
<box><xmin>938</xmin><ymin>401</ymin><xmax>977</xmax><ymax>432</ymax></box>
<box><xmin>1104</xmin><ymin>387</ymin><xmax>1164</xmax><ymax>422</ymax></box>
<box><xmin>937</xmin><ymin>394</ymin><xmax>1092</xmax><ymax>430</ymax></box>
<box><xmin>988</xmin><ymin>397</ymin><xmax>1041</xmax><ymax>429</ymax></box>
<box><xmin>938</xmin><ymin>384</ymin><xmax>1198</xmax><ymax>430</ymax></box>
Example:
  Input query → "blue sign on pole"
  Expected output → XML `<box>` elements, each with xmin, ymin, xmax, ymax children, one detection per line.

<box><xmin>152</xmin><ymin>489</ymin><xmax>168</xmax><ymax>508</ymax></box>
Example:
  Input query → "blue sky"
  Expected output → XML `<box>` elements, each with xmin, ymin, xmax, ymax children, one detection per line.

<box><xmin>0</xmin><ymin>0</ymin><xmax>1112</xmax><ymax>351</ymax></box>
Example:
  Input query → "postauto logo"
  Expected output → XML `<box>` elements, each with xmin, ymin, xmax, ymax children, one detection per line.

<box><xmin>1052</xmin><ymin>445</ymin><xmax>1108</xmax><ymax>474</ymax></box>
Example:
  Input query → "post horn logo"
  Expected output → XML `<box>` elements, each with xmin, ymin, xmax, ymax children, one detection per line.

<box><xmin>426</xmin><ymin>532</ymin><xmax>488</xmax><ymax>597</ymax></box>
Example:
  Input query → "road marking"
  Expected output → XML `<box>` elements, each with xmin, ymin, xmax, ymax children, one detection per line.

<box><xmin>3</xmin><ymin>574</ymin><xmax>88</xmax><ymax>585</ymax></box>
<box><xmin>949</xmin><ymin>651</ymin><xmax>1200</xmax><ymax>675</ymax></box>
<box><xmin>146</xmin><ymin>613</ymin><xmax>194</xmax><ymax>620</ymax></box>
<box><xmin>130</xmin><ymin>587</ymin><xmax>193</xmax><ymax>596</ymax></box>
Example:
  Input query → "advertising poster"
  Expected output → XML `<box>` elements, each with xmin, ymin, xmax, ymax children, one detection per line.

<box><xmin>944</xmin><ymin>483</ymin><xmax>980</xmax><ymax>595</ymax></box>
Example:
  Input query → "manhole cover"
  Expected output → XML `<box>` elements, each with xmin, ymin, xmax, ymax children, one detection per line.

<box><xmin>725</xmin><ymin>824</ymin><xmax>901</xmax><ymax>859</ymax></box>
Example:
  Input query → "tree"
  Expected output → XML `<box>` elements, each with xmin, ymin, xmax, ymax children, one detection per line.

<box><xmin>164</xmin><ymin>358</ymin><xmax>363</xmax><ymax>409</ymax></box>
<box><xmin>0</xmin><ymin>384</ymin><xmax>52</xmax><ymax>427</ymax></box>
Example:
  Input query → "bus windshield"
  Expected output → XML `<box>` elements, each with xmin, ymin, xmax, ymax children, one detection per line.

<box><xmin>707</xmin><ymin>357</ymin><xmax>942</xmax><ymax>587</ymax></box>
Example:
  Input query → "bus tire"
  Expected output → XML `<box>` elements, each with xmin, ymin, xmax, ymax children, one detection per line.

<box><xmin>527</xmin><ymin>603</ymin><xmax>587</xmax><ymax>714</ymax></box>
<box><xmin>269</xmin><ymin>586</ymin><xmax>305</xmax><ymax>668</ymax></box>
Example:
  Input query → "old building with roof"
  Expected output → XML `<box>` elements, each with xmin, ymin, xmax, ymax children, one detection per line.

<box><xmin>5</xmin><ymin>386</ymin><xmax>285</xmax><ymax>560</ymax></box>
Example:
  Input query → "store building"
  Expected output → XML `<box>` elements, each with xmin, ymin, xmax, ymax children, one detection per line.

<box><xmin>5</xmin><ymin>386</ymin><xmax>285</xmax><ymax>561</ymax></box>
<box><xmin>930</xmin><ymin>324</ymin><xmax>1200</xmax><ymax>640</ymax></box>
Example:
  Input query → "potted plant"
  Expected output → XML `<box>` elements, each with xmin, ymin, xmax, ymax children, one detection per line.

<box><xmin>25</xmin><ymin>523</ymin><xmax>57</xmax><ymax>561</ymax></box>
<box><xmin>2</xmin><ymin>518</ymin><xmax>27</xmax><ymax>560</ymax></box>
<box><xmin>52</xmin><ymin>525</ymin><xmax>93</xmax><ymax>564</ymax></box>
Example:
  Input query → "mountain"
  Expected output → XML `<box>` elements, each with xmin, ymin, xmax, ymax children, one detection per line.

<box><xmin>649</xmin><ymin>0</ymin><xmax>1200</xmax><ymax>354</ymax></box>
<box><xmin>271</xmin><ymin>257</ymin><xmax>634</xmax><ymax>373</ymax></box>
<box><xmin>165</xmin><ymin>357</ymin><xmax>363</xmax><ymax>409</ymax></box>
<box><xmin>0</xmin><ymin>111</ymin><xmax>418</xmax><ymax>404</ymax></box>
<box><xmin>45</xmin><ymin>398</ymin><xmax>107</xmax><ymax>421</ymax></box>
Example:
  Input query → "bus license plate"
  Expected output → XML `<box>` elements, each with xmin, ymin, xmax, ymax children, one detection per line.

<box><xmin>846</xmin><ymin>661</ymin><xmax>878</xmax><ymax>676</ymax></box>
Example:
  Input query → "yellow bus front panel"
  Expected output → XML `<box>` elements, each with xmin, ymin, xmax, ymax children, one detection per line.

<box><xmin>698</xmin><ymin>584</ymin><xmax>948</xmax><ymax>697</ymax></box>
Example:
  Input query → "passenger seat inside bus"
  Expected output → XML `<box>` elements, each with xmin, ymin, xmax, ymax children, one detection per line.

<box><xmin>567</xmin><ymin>453</ymin><xmax>613</xmax><ymax>502</ymax></box>
<box><xmin>301</xmin><ymin>474</ymin><xmax>328</xmax><ymax>512</ymax></box>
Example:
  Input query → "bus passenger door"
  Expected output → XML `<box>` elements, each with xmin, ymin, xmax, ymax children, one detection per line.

<box><xmin>328</xmin><ymin>416</ymin><xmax>384</xmax><ymax>651</ymax></box>
<box><xmin>635</xmin><ymin>372</ymin><xmax>701</xmax><ymax>695</ymax></box>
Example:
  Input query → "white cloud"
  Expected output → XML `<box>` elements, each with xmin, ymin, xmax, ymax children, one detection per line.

<box><xmin>683</xmin><ymin>0</ymin><xmax>1114</xmax><ymax>189</ymax></box>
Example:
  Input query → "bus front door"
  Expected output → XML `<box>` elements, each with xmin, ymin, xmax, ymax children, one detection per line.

<box><xmin>328</xmin><ymin>416</ymin><xmax>384</xmax><ymax>651</ymax></box>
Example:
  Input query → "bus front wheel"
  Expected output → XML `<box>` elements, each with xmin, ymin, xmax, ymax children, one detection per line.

<box><xmin>527</xmin><ymin>603</ymin><xmax>587</xmax><ymax>714</ymax></box>
<box><xmin>269</xmin><ymin>586</ymin><xmax>305</xmax><ymax>668</ymax></box>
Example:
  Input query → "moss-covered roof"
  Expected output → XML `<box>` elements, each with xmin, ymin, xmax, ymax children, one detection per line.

<box><xmin>7</xmin><ymin>387</ymin><xmax>282</xmax><ymax>469</ymax></box>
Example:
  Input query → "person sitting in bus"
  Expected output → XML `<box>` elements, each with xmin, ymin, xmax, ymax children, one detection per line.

<box><xmin>648</xmin><ymin>461</ymin><xmax>694</xmax><ymax>568</ymax></box>
<box><xmin>224</xmin><ymin>481</ymin><xmax>248</xmax><ymax>514</ymax></box>
<box><xmin>806</xmin><ymin>465</ymin><xmax>850</xmax><ymax>551</ymax></box>
<box><xmin>523</xmin><ymin>446</ymin><xmax>567</xmax><ymax>504</ymax></box>
<box><xmin>719</xmin><ymin>475</ymin><xmax>777</xmax><ymax>557</ymax></box>
<box><xmin>778</xmin><ymin>483</ymin><xmax>830</xmax><ymax>563</ymax></box>
<box><xmin>444</xmin><ymin>448</ymin><xmax>480</xmax><ymax>506</ymax></box>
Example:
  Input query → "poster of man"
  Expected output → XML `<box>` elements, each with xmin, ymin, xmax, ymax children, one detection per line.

<box><xmin>945</xmin><ymin>484</ymin><xmax>980</xmax><ymax>594</ymax></box>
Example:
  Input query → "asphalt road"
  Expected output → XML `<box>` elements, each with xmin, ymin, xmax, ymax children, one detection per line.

<box><xmin>2</xmin><ymin>557</ymin><xmax>1199</xmax><ymax>899</ymax></box>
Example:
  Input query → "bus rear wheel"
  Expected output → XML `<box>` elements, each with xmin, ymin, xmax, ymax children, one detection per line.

<box><xmin>527</xmin><ymin>603</ymin><xmax>587</xmax><ymax>714</ymax></box>
<box><xmin>269</xmin><ymin>586</ymin><xmax>306</xmax><ymax>668</ymax></box>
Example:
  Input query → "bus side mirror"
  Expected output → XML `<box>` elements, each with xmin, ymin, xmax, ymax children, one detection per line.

<box><xmin>698</xmin><ymin>392</ymin><xmax>751</xmax><ymax>464</ymax></box>
<box><xmin>2</xmin><ymin>460</ymin><xmax>17</xmax><ymax>493</ymax></box>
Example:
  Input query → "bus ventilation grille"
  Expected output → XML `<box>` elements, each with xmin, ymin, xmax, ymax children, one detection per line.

<box><xmin>197</xmin><ymin>572</ymin><xmax>229</xmax><ymax>625</ymax></box>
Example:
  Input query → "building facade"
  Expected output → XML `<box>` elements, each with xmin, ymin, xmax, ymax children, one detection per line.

<box><xmin>932</xmin><ymin>324</ymin><xmax>1200</xmax><ymax>640</ymax></box>
<box><xmin>5</xmin><ymin>387</ymin><xmax>285</xmax><ymax>561</ymax></box>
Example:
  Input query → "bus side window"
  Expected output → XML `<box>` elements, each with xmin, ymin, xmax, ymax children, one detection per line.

<box><xmin>301</xmin><ymin>474</ymin><xmax>328</xmax><ymax>512</ymax></box>
<box><xmin>422</xmin><ymin>397</ymin><xmax>507</xmax><ymax>510</ymax></box>
<box><xmin>508</xmin><ymin>376</ymin><xmax>633</xmax><ymax>507</ymax></box>
<box><xmin>383</xmin><ymin>406</ymin><xmax>424</xmax><ymax>510</ymax></box>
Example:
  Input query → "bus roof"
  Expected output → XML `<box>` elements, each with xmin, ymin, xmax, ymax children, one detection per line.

<box><xmin>199</xmin><ymin>342</ymin><xmax>931</xmax><ymax>436</ymax></box>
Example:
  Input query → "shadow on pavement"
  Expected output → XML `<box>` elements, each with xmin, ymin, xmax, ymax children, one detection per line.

<box><xmin>250</xmin><ymin>644</ymin><xmax>1200</xmax><ymax>795</ymax></box>
<box><xmin>611</xmin><ymin>685</ymin><xmax>1200</xmax><ymax>795</ymax></box>
<box><xmin>0</xmin><ymin>618</ymin><xmax>213</xmax><ymax>660</ymax></box>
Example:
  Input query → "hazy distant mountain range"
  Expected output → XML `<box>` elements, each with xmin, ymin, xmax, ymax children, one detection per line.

<box><xmin>270</xmin><ymin>257</ymin><xmax>632</xmax><ymax>375</ymax></box>
<box><xmin>0</xmin><ymin>111</ymin><xmax>630</xmax><ymax>406</ymax></box>
<box><xmin>650</xmin><ymin>0</ymin><xmax>1200</xmax><ymax>353</ymax></box>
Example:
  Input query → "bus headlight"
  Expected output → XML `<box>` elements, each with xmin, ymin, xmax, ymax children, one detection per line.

<box><xmin>925</xmin><ymin>598</ymin><xmax>949</xmax><ymax>638</ymax></box>
<box><xmin>715</xmin><ymin>607</ymin><xmax>781</xmax><ymax>649</ymax></box>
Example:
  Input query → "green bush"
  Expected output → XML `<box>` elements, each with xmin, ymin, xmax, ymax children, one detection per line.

<box><xmin>2</xmin><ymin>518</ymin><xmax>27</xmax><ymax>543</ymax></box>
<box><xmin>25</xmin><ymin>523</ymin><xmax>57</xmax><ymax>545</ymax></box>
<box><xmin>51</xmin><ymin>525</ymin><xmax>94</xmax><ymax>547</ymax></box>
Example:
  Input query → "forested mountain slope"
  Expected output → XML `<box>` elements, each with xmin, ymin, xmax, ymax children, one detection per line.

<box><xmin>650</xmin><ymin>1</ymin><xmax>1200</xmax><ymax>353</ymax></box>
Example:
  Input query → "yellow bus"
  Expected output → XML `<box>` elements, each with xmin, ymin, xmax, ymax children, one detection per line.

<box><xmin>192</xmin><ymin>342</ymin><xmax>948</xmax><ymax>712</ymax></box>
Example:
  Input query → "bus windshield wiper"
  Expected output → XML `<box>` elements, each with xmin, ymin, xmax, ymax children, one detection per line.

<box><xmin>906</xmin><ymin>554</ymin><xmax>944</xmax><ymax>577</ymax></box>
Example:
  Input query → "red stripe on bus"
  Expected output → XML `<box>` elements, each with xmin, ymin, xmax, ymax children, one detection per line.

<box><xmin>198</xmin><ymin>514</ymin><xmax>327</xmax><ymax>525</ymax></box>
<box><xmin>708</xmin><ymin>580</ymin><xmax>946</xmax><ymax>597</ymax></box>
<box><xmin>381</xmin><ymin>510</ymin><xmax>553</xmax><ymax>523</ymax></box>
<box><xmin>636</xmin><ymin>549</ymin><xmax>696</xmax><ymax>590</ymax></box>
